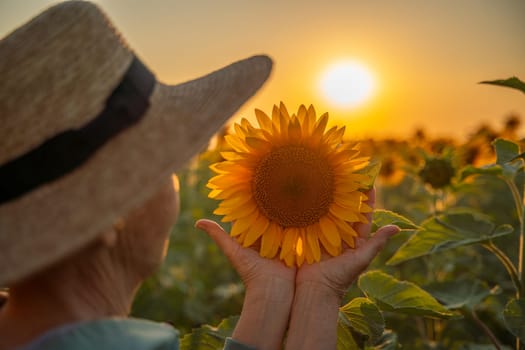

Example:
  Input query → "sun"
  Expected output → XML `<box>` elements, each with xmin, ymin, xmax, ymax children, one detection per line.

<box><xmin>319</xmin><ymin>60</ymin><xmax>376</xmax><ymax>109</ymax></box>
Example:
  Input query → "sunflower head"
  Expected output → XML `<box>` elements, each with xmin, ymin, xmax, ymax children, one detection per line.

<box><xmin>207</xmin><ymin>103</ymin><xmax>375</xmax><ymax>267</ymax></box>
<box><xmin>418</xmin><ymin>156</ymin><xmax>455</xmax><ymax>189</ymax></box>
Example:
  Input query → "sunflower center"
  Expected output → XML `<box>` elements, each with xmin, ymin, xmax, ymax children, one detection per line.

<box><xmin>252</xmin><ymin>145</ymin><xmax>334</xmax><ymax>227</ymax></box>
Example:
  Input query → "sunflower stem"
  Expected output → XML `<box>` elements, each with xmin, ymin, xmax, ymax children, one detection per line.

<box><xmin>518</xmin><ymin>197</ymin><xmax>525</xmax><ymax>300</ymax></box>
<box><xmin>504</xmin><ymin>178</ymin><xmax>525</xmax><ymax>299</ymax></box>
<box><xmin>468</xmin><ymin>308</ymin><xmax>502</xmax><ymax>350</ymax></box>
<box><xmin>483</xmin><ymin>241</ymin><xmax>522</xmax><ymax>298</ymax></box>
<box><xmin>505</xmin><ymin>179</ymin><xmax>524</xmax><ymax>224</ymax></box>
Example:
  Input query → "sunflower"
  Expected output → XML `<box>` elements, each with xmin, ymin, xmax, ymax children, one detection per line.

<box><xmin>207</xmin><ymin>103</ymin><xmax>373</xmax><ymax>267</ymax></box>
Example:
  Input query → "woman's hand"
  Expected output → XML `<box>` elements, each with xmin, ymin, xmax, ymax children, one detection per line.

<box><xmin>196</xmin><ymin>219</ymin><xmax>295</xmax><ymax>350</ymax></box>
<box><xmin>295</xmin><ymin>188</ymin><xmax>399</xmax><ymax>298</ymax></box>
<box><xmin>196</xmin><ymin>188</ymin><xmax>399</xmax><ymax>350</ymax></box>
<box><xmin>285</xmin><ymin>189</ymin><xmax>399</xmax><ymax>350</ymax></box>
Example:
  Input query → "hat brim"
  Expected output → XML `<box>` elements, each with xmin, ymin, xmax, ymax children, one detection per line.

<box><xmin>0</xmin><ymin>55</ymin><xmax>272</xmax><ymax>285</ymax></box>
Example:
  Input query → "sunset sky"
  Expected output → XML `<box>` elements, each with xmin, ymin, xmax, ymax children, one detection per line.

<box><xmin>2</xmin><ymin>0</ymin><xmax>524</xmax><ymax>140</ymax></box>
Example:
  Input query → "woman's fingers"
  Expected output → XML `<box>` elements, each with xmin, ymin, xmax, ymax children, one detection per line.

<box><xmin>195</xmin><ymin>219</ymin><xmax>240</xmax><ymax>263</ymax></box>
<box><xmin>351</xmin><ymin>224</ymin><xmax>399</xmax><ymax>272</ymax></box>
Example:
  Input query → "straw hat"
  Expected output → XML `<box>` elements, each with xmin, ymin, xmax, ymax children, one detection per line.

<box><xmin>0</xmin><ymin>1</ymin><xmax>272</xmax><ymax>286</ymax></box>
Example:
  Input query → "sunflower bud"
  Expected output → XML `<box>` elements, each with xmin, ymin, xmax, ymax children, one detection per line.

<box><xmin>418</xmin><ymin>157</ymin><xmax>455</xmax><ymax>189</ymax></box>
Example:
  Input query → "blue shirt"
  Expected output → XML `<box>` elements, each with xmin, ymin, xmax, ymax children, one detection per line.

<box><xmin>17</xmin><ymin>318</ymin><xmax>255</xmax><ymax>350</ymax></box>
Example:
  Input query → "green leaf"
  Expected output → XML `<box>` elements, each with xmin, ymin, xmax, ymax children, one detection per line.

<box><xmin>480</xmin><ymin>76</ymin><xmax>525</xmax><ymax>94</ymax></box>
<box><xmin>366</xmin><ymin>330</ymin><xmax>399</xmax><ymax>350</ymax></box>
<box><xmin>372</xmin><ymin>209</ymin><xmax>420</xmax><ymax>232</ymax></box>
<box><xmin>387</xmin><ymin>213</ymin><xmax>514</xmax><ymax>265</ymax></box>
<box><xmin>358</xmin><ymin>160</ymin><xmax>381</xmax><ymax>189</ymax></box>
<box><xmin>339</xmin><ymin>297</ymin><xmax>385</xmax><ymax>343</ymax></box>
<box><xmin>424</xmin><ymin>278</ymin><xmax>500</xmax><ymax>310</ymax></box>
<box><xmin>460</xmin><ymin>344</ymin><xmax>513</xmax><ymax>350</ymax></box>
<box><xmin>493</xmin><ymin>138</ymin><xmax>521</xmax><ymax>166</ymax></box>
<box><xmin>503</xmin><ymin>298</ymin><xmax>525</xmax><ymax>343</ymax></box>
<box><xmin>443</xmin><ymin>207</ymin><xmax>494</xmax><ymax>222</ymax></box>
<box><xmin>358</xmin><ymin>270</ymin><xmax>457</xmax><ymax>319</ymax></box>
<box><xmin>180</xmin><ymin>316</ymin><xmax>238</xmax><ymax>350</ymax></box>
<box><xmin>337</xmin><ymin>321</ymin><xmax>360</xmax><ymax>350</ymax></box>
<box><xmin>458</xmin><ymin>164</ymin><xmax>503</xmax><ymax>181</ymax></box>
<box><xmin>490</xmin><ymin>139</ymin><xmax>524</xmax><ymax>184</ymax></box>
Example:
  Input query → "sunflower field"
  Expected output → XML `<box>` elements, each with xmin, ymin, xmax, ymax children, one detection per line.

<box><xmin>132</xmin><ymin>78</ymin><xmax>525</xmax><ymax>349</ymax></box>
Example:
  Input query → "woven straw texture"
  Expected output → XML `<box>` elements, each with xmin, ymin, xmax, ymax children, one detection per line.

<box><xmin>0</xmin><ymin>1</ymin><xmax>272</xmax><ymax>286</ymax></box>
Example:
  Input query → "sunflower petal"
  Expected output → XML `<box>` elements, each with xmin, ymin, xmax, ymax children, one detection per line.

<box><xmin>210</xmin><ymin>183</ymin><xmax>250</xmax><ymax>200</ymax></box>
<box><xmin>325</xmin><ymin>126</ymin><xmax>345</xmax><ymax>145</ymax></box>
<box><xmin>288</xmin><ymin>117</ymin><xmax>302</xmax><ymax>142</ymax></box>
<box><xmin>225</xmin><ymin>134</ymin><xmax>249</xmax><ymax>152</ymax></box>
<box><xmin>313</xmin><ymin>112</ymin><xmax>329</xmax><ymax>137</ymax></box>
<box><xmin>330</xmin><ymin>215</ymin><xmax>358</xmax><ymax>248</ymax></box>
<box><xmin>359</xmin><ymin>200</ymin><xmax>373</xmax><ymax>212</ymax></box>
<box><xmin>245</xmin><ymin>137</ymin><xmax>272</xmax><ymax>152</ymax></box>
<box><xmin>303</xmin><ymin>236</ymin><xmax>315</xmax><ymax>264</ymax></box>
<box><xmin>243</xmin><ymin>215</ymin><xmax>270</xmax><ymax>246</ymax></box>
<box><xmin>279</xmin><ymin>101</ymin><xmax>291</xmax><ymax>119</ymax></box>
<box><xmin>306</xmin><ymin>224</ymin><xmax>321</xmax><ymax>262</ymax></box>
<box><xmin>329</xmin><ymin>149</ymin><xmax>362</xmax><ymax>163</ymax></box>
<box><xmin>283</xmin><ymin>250</ymin><xmax>295</xmax><ymax>267</ymax></box>
<box><xmin>297</xmin><ymin>105</ymin><xmax>307</xmax><ymax>124</ymax></box>
<box><xmin>207</xmin><ymin>174</ymin><xmax>247</xmax><ymax>189</ymax></box>
<box><xmin>220</xmin><ymin>151</ymin><xmax>248</xmax><ymax>161</ymax></box>
<box><xmin>279</xmin><ymin>110</ymin><xmax>289</xmax><ymax>139</ymax></box>
<box><xmin>357</xmin><ymin>213</ymin><xmax>369</xmax><ymax>224</ymax></box>
<box><xmin>234</xmin><ymin>123</ymin><xmax>247</xmax><ymax>138</ymax></box>
<box><xmin>232</xmin><ymin>212</ymin><xmax>258</xmax><ymax>237</ymax></box>
<box><xmin>240</xmin><ymin>117</ymin><xmax>255</xmax><ymax>129</ymax></box>
<box><xmin>333</xmin><ymin>181</ymin><xmax>361</xmax><ymax>193</ymax></box>
<box><xmin>215</xmin><ymin>200</ymin><xmax>256</xmax><ymax>219</ymax></box>
<box><xmin>333</xmin><ymin>191</ymin><xmax>363</xmax><ymax>208</ymax></box>
<box><xmin>296</xmin><ymin>248</ymin><xmax>305</xmax><ymax>267</ymax></box>
<box><xmin>260</xmin><ymin>222</ymin><xmax>281</xmax><ymax>258</ymax></box>
<box><xmin>329</xmin><ymin>203</ymin><xmax>360</xmax><ymax>222</ymax></box>
<box><xmin>319</xmin><ymin>216</ymin><xmax>342</xmax><ymax>249</ymax></box>
<box><xmin>255</xmin><ymin>109</ymin><xmax>272</xmax><ymax>130</ymax></box>
<box><xmin>296</xmin><ymin>231</ymin><xmax>304</xmax><ymax>256</ymax></box>
<box><xmin>210</xmin><ymin>161</ymin><xmax>251</xmax><ymax>175</ymax></box>
<box><xmin>271</xmin><ymin>105</ymin><xmax>281</xmax><ymax>131</ymax></box>
<box><xmin>317</xmin><ymin>229</ymin><xmax>340</xmax><ymax>256</ymax></box>
<box><xmin>280</xmin><ymin>227</ymin><xmax>298</xmax><ymax>259</ymax></box>
<box><xmin>219</xmin><ymin>195</ymin><xmax>253</xmax><ymax>211</ymax></box>
<box><xmin>306</xmin><ymin>105</ymin><xmax>316</xmax><ymax>130</ymax></box>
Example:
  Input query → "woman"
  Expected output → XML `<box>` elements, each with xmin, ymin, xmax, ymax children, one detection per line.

<box><xmin>0</xmin><ymin>2</ymin><xmax>398</xmax><ymax>349</ymax></box>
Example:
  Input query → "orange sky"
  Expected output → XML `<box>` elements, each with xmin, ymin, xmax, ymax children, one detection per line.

<box><xmin>2</xmin><ymin>0</ymin><xmax>524</xmax><ymax>140</ymax></box>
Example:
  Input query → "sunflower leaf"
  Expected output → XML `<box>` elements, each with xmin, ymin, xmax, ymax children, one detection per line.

<box><xmin>424</xmin><ymin>278</ymin><xmax>501</xmax><ymax>310</ymax></box>
<box><xmin>366</xmin><ymin>330</ymin><xmax>399</xmax><ymax>350</ymax></box>
<box><xmin>491</xmin><ymin>138</ymin><xmax>524</xmax><ymax>182</ymax></box>
<box><xmin>480</xmin><ymin>76</ymin><xmax>525</xmax><ymax>94</ymax></box>
<box><xmin>358</xmin><ymin>160</ymin><xmax>381</xmax><ymax>189</ymax></box>
<box><xmin>339</xmin><ymin>297</ymin><xmax>385</xmax><ymax>344</ymax></box>
<box><xmin>458</xmin><ymin>164</ymin><xmax>503</xmax><ymax>181</ymax></box>
<box><xmin>460</xmin><ymin>344</ymin><xmax>513</xmax><ymax>350</ymax></box>
<box><xmin>337</xmin><ymin>321</ymin><xmax>361</xmax><ymax>350</ymax></box>
<box><xmin>503</xmin><ymin>298</ymin><xmax>525</xmax><ymax>343</ymax></box>
<box><xmin>358</xmin><ymin>271</ymin><xmax>458</xmax><ymax>319</ymax></box>
<box><xmin>386</xmin><ymin>213</ymin><xmax>514</xmax><ymax>265</ymax></box>
<box><xmin>372</xmin><ymin>209</ymin><xmax>420</xmax><ymax>232</ymax></box>
<box><xmin>494</xmin><ymin>138</ymin><xmax>521</xmax><ymax>165</ymax></box>
<box><xmin>180</xmin><ymin>316</ymin><xmax>238</xmax><ymax>350</ymax></box>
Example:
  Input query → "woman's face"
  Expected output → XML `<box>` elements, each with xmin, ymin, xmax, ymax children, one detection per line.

<box><xmin>117</xmin><ymin>175</ymin><xmax>180</xmax><ymax>277</ymax></box>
